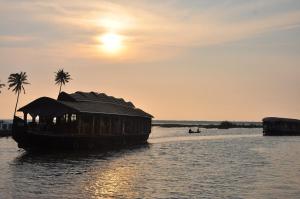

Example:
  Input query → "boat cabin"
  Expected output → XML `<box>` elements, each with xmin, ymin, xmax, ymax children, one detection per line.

<box><xmin>17</xmin><ymin>92</ymin><xmax>153</xmax><ymax>136</ymax></box>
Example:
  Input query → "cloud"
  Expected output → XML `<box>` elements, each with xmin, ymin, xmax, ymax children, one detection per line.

<box><xmin>0</xmin><ymin>0</ymin><xmax>300</xmax><ymax>61</ymax></box>
<box><xmin>122</xmin><ymin>0</ymin><xmax>300</xmax><ymax>47</ymax></box>
<box><xmin>0</xmin><ymin>35</ymin><xmax>33</xmax><ymax>43</ymax></box>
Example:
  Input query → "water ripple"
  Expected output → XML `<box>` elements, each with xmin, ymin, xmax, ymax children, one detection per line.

<box><xmin>0</xmin><ymin>128</ymin><xmax>299</xmax><ymax>198</ymax></box>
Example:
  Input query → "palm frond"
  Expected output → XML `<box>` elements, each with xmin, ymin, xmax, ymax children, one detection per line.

<box><xmin>8</xmin><ymin>72</ymin><xmax>30</xmax><ymax>94</ymax></box>
<box><xmin>55</xmin><ymin>68</ymin><xmax>72</xmax><ymax>89</ymax></box>
<box><xmin>0</xmin><ymin>81</ymin><xmax>5</xmax><ymax>93</ymax></box>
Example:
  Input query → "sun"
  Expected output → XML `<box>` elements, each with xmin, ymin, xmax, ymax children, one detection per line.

<box><xmin>99</xmin><ymin>32</ymin><xmax>123</xmax><ymax>54</ymax></box>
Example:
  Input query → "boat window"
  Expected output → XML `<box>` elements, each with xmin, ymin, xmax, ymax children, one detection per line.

<box><xmin>53</xmin><ymin>117</ymin><xmax>57</xmax><ymax>124</ymax></box>
<box><xmin>27</xmin><ymin>115</ymin><xmax>32</xmax><ymax>124</ymax></box>
<box><xmin>65</xmin><ymin>114</ymin><xmax>69</xmax><ymax>122</ymax></box>
<box><xmin>71</xmin><ymin>114</ymin><xmax>77</xmax><ymax>122</ymax></box>
<box><xmin>36</xmin><ymin>116</ymin><xmax>40</xmax><ymax>124</ymax></box>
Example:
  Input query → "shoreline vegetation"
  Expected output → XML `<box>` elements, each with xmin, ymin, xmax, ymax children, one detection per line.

<box><xmin>0</xmin><ymin>121</ymin><xmax>262</xmax><ymax>137</ymax></box>
<box><xmin>152</xmin><ymin>121</ymin><xmax>262</xmax><ymax>129</ymax></box>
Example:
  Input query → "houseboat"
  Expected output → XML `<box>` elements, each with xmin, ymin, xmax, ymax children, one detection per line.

<box><xmin>12</xmin><ymin>91</ymin><xmax>153</xmax><ymax>150</ymax></box>
<box><xmin>263</xmin><ymin>117</ymin><xmax>300</xmax><ymax>136</ymax></box>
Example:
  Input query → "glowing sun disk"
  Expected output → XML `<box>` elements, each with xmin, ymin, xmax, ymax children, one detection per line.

<box><xmin>99</xmin><ymin>32</ymin><xmax>123</xmax><ymax>54</ymax></box>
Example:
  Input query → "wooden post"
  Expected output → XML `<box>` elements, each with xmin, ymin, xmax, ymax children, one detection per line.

<box><xmin>99</xmin><ymin>117</ymin><xmax>102</xmax><ymax>135</ymax></box>
<box><xmin>109</xmin><ymin>117</ymin><xmax>112</xmax><ymax>134</ymax></box>
<box><xmin>32</xmin><ymin>115</ymin><xmax>36</xmax><ymax>123</ymax></box>
<box><xmin>67</xmin><ymin>114</ymin><xmax>71</xmax><ymax>123</ymax></box>
<box><xmin>78</xmin><ymin>115</ymin><xmax>81</xmax><ymax>134</ymax></box>
<box><xmin>23</xmin><ymin>112</ymin><xmax>28</xmax><ymax>125</ymax></box>
<box><xmin>92</xmin><ymin>115</ymin><xmax>95</xmax><ymax>134</ymax></box>
<box><xmin>122</xmin><ymin>118</ymin><xmax>125</xmax><ymax>135</ymax></box>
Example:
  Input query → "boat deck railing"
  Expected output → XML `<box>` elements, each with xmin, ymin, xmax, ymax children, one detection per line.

<box><xmin>27</xmin><ymin>122</ymin><xmax>78</xmax><ymax>134</ymax></box>
<box><xmin>14</xmin><ymin>116</ymin><xmax>78</xmax><ymax>135</ymax></box>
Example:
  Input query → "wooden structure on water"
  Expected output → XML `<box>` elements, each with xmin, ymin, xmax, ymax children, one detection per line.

<box><xmin>0</xmin><ymin>120</ymin><xmax>12</xmax><ymax>136</ymax></box>
<box><xmin>263</xmin><ymin>117</ymin><xmax>300</xmax><ymax>136</ymax></box>
<box><xmin>12</xmin><ymin>91</ymin><xmax>153</xmax><ymax>150</ymax></box>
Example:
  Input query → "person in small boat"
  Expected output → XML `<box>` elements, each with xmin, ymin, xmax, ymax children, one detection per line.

<box><xmin>188</xmin><ymin>128</ymin><xmax>201</xmax><ymax>133</ymax></box>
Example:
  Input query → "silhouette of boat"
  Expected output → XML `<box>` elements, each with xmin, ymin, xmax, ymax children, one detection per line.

<box><xmin>188</xmin><ymin>128</ymin><xmax>201</xmax><ymax>134</ymax></box>
<box><xmin>263</xmin><ymin>117</ymin><xmax>300</xmax><ymax>136</ymax></box>
<box><xmin>12</xmin><ymin>91</ymin><xmax>153</xmax><ymax>150</ymax></box>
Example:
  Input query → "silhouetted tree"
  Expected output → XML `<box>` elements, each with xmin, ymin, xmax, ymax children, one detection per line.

<box><xmin>219</xmin><ymin>121</ymin><xmax>234</xmax><ymax>129</ymax></box>
<box><xmin>8</xmin><ymin>72</ymin><xmax>29</xmax><ymax>116</ymax></box>
<box><xmin>55</xmin><ymin>69</ymin><xmax>71</xmax><ymax>96</ymax></box>
<box><xmin>0</xmin><ymin>80</ymin><xmax>5</xmax><ymax>93</ymax></box>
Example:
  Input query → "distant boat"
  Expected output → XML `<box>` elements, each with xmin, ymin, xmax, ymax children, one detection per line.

<box><xmin>263</xmin><ymin>117</ymin><xmax>300</xmax><ymax>136</ymax></box>
<box><xmin>0</xmin><ymin>120</ymin><xmax>12</xmax><ymax>137</ymax></box>
<box><xmin>188</xmin><ymin>128</ymin><xmax>201</xmax><ymax>134</ymax></box>
<box><xmin>12</xmin><ymin>91</ymin><xmax>153</xmax><ymax>150</ymax></box>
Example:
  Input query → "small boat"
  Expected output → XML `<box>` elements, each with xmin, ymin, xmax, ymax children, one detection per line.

<box><xmin>188</xmin><ymin>128</ymin><xmax>201</xmax><ymax>134</ymax></box>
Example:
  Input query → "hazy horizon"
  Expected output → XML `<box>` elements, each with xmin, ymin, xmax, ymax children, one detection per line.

<box><xmin>1</xmin><ymin>0</ymin><xmax>300</xmax><ymax>121</ymax></box>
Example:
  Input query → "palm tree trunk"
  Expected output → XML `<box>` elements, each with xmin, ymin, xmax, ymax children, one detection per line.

<box><xmin>59</xmin><ymin>83</ymin><xmax>62</xmax><ymax>96</ymax></box>
<box><xmin>13</xmin><ymin>91</ymin><xmax>20</xmax><ymax>117</ymax></box>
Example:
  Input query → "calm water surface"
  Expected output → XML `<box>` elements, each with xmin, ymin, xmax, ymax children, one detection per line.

<box><xmin>0</xmin><ymin>127</ymin><xmax>300</xmax><ymax>198</ymax></box>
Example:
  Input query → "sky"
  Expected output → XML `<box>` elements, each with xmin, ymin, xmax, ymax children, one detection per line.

<box><xmin>0</xmin><ymin>0</ymin><xmax>300</xmax><ymax>121</ymax></box>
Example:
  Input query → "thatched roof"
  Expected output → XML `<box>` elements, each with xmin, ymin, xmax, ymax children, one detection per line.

<box><xmin>18</xmin><ymin>97</ymin><xmax>77</xmax><ymax>116</ymax></box>
<box><xmin>58</xmin><ymin>91</ymin><xmax>135</xmax><ymax>108</ymax></box>
<box><xmin>18</xmin><ymin>92</ymin><xmax>153</xmax><ymax>118</ymax></box>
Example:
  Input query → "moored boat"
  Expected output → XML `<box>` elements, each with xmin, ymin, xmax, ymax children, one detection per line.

<box><xmin>263</xmin><ymin>117</ymin><xmax>300</xmax><ymax>136</ymax></box>
<box><xmin>12</xmin><ymin>91</ymin><xmax>153</xmax><ymax>150</ymax></box>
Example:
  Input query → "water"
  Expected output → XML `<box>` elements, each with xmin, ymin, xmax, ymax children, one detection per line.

<box><xmin>0</xmin><ymin>127</ymin><xmax>300</xmax><ymax>198</ymax></box>
<box><xmin>153</xmin><ymin>120</ymin><xmax>262</xmax><ymax>126</ymax></box>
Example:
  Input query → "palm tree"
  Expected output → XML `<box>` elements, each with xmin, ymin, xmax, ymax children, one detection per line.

<box><xmin>0</xmin><ymin>80</ymin><xmax>5</xmax><ymax>93</ymax></box>
<box><xmin>8</xmin><ymin>72</ymin><xmax>30</xmax><ymax>116</ymax></box>
<box><xmin>55</xmin><ymin>69</ymin><xmax>71</xmax><ymax>96</ymax></box>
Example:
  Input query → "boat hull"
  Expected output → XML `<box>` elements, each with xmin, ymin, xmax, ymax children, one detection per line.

<box><xmin>263</xmin><ymin>130</ymin><xmax>300</xmax><ymax>136</ymax></box>
<box><xmin>12</xmin><ymin>125</ymin><xmax>150</xmax><ymax>151</ymax></box>
<box><xmin>263</xmin><ymin>117</ymin><xmax>300</xmax><ymax>136</ymax></box>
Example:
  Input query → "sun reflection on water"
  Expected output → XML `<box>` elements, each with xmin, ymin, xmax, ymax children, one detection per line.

<box><xmin>85</xmin><ymin>162</ymin><xmax>138</xmax><ymax>198</ymax></box>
